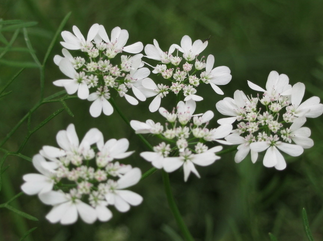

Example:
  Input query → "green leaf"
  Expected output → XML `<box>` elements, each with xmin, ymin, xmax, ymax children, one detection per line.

<box><xmin>19</xmin><ymin>227</ymin><xmax>37</xmax><ymax>241</ymax></box>
<box><xmin>162</xmin><ymin>225</ymin><xmax>184</xmax><ymax>241</ymax></box>
<box><xmin>3</xmin><ymin>204</ymin><xmax>38</xmax><ymax>221</ymax></box>
<box><xmin>42</xmin><ymin>12</ymin><xmax>71</xmax><ymax>66</ymax></box>
<box><xmin>268</xmin><ymin>232</ymin><xmax>279</xmax><ymax>241</ymax></box>
<box><xmin>0</xmin><ymin>59</ymin><xmax>38</xmax><ymax>68</ymax></box>
<box><xmin>302</xmin><ymin>208</ymin><xmax>315</xmax><ymax>241</ymax></box>
<box><xmin>0</xmin><ymin>68</ymin><xmax>24</xmax><ymax>95</ymax></box>
<box><xmin>0</xmin><ymin>21</ymin><xmax>38</xmax><ymax>32</ymax></box>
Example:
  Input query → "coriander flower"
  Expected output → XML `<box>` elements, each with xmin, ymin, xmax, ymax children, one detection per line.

<box><xmin>250</xmin><ymin>136</ymin><xmax>303</xmax><ymax>170</ymax></box>
<box><xmin>39</xmin><ymin>190</ymin><xmax>97</xmax><ymax>225</ymax></box>
<box><xmin>200</xmin><ymin>54</ymin><xmax>232</xmax><ymax>95</ymax></box>
<box><xmin>172</xmin><ymin>35</ymin><xmax>208</xmax><ymax>61</ymax></box>
<box><xmin>40</xmin><ymin>123</ymin><xmax>103</xmax><ymax>163</ymax></box>
<box><xmin>87</xmin><ymin>86</ymin><xmax>114</xmax><ymax>117</ymax></box>
<box><xmin>96</xmin><ymin>138</ymin><xmax>134</xmax><ymax>168</ymax></box>
<box><xmin>144</xmin><ymin>39</ymin><xmax>176</xmax><ymax>63</ymax></box>
<box><xmin>98</xmin><ymin>26</ymin><xmax>143</xmax><ymax>55</ymax></box>
<box><xmin>53</xmin><ymin>59</ymin><xmax>90</xmax><ymax>99</ymax></box>
<box><xmin>289</xmin><ymin>82</ymin><xmax>323</xmax><ymax>118</ymax></box>
<box><xmin>163</xmin><ymin>147</ymin><xmax>222</xmax><ymax>181</ymax></box>
<box><xmin>247</xmin><ymin>70</ymin><xmax>292</xmax><ymax>99</ymax></box>
<box><xmin>60</xmin><ymin>23</ymin><xmax>100</xmax><ymax>51</ymax></box>
<box><xmin>104</xmin><ymin>168</ymin><xmax>143</xmax><ymax>212</ymax></box>
<box><xmin>215</xmin><ymin>90</ymin><xmax>249</xmax><ymax>124</ymax></box>
<box><xmin>22</xmin><ymin>124</ymin><xmax>143</xmax><ymax>224</ymax></box>
<box><xmin>21</xmin><ymin>154</ymin><xmax>57</xmax><ymax>196</ymax></box>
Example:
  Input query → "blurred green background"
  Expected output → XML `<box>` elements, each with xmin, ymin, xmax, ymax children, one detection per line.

<box><xmin>1</xmin><ymin>0</ymin><xmax>323</xmax><ymax>240</ymax></box>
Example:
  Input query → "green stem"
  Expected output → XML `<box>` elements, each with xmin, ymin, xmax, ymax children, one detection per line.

<box><xmin>162</xmin><ymin>171</ymin><xmax>195</xmax><ymax>241</ymax></box>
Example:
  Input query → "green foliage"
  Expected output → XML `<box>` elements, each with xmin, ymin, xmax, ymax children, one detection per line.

<box><xmin>0</xmin><ymin>0</ymin><xmax>323</xmax><ymax>241</ymax></box>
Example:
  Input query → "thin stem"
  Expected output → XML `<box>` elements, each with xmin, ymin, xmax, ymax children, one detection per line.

<box><xmin>162</xmin><ymin>171</ymin><xmax>195</xmax><ymax>241</ymax></box>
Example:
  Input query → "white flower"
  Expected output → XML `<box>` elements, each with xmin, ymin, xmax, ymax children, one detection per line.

<box><xmin>105</xmin><ymin>168</ymin><xmax>143</xmax><ymax>212</ymax></box>
<box><xmin>87</xmin><ymin>87</ymin><xmax>114</xmax><ymax>118</ymax></box>
<box><xmin>130</xmin><ymin>119</ymin><xmax>162</xmax><ymax>134</ymax></box>
<box><xmin>144</xmin><ymin>39</ymin><xmax>175</xmax><ymax>63</ymax></box>
<box><xmin>60</xmin><ymin>24</ymin><xmax>100</xmax><ymax>51</ymax></box>
<box><xmin>21</xmin><ymin>154</ymin><xmax>56</xmax><ymax>196</ymax></box>
<box><xmin>247</xmin><ymin>70</ymin><xmax>292</xmax><ymax>99</ymax></box>
<box><xmin>201</xmin><ymin>54</ymin><xmax>232</xmax><ymax>95</ymax></box>
<box><xmin>225</xmin><ymin>133</ymin><xmax>258</xmax><ymax>163</ymax></box>
<box><xmin>289</xmin><ymin>82</ymin><xmax>323</xmax><ymax>118</ymax></box>
<box><xmin>96</xmin><ymin>138</ymin><xmax>134</xmax><ymax>168</ymax></box>
<box><xmin>250</xmin><ymin>138</ymin><xmax>303</xmax><ymax>170</ymax></box>
<box><xmin>39</xmin><ymin>190</ymin><xmax>97</xmax><ymax>224</ymax></box>
<box><xmin>53</xmin><ymin>48</ymin><xmax>74</xmax><ymax>66</ymax></box>
<box><xmin>288</xmin><ymin>117</ymin><xmax>314</xmax><ymax>148</ymax></box>
<box><xmin>40</xmin><ymin>124</ymin><xmax>103</xmax><ymax>162</ymax></box>
<box><xmin>53</xmin><ymin>59</ymin><xmax>90</xmax><ymax>99</ymax></box>
<box><xmin>172</xmin><ymin>35</ymin><xmax>208</xmax><ymax>61</ymax></box>
<box><xmin>215</xmin><ymin>90</ymin><xmax>249</xmax><ymax>124</ymax></box>
<box><xmin>163</xmin><ymin>147</ymin><xmax>222</xmax><ymax>181</ymax></box>
<box><xmin>98</xmin><ymin>26</ymin><xmax>143</xmax><ymax>55</ymax></box>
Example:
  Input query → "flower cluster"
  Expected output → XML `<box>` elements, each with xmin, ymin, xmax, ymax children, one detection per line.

<box><xmin>143</xmin><ymin>37</ymin><xmax>232</xmax><ymax>112</ymax></box>
<box><xmin>21</xmin><ymin>124</ymin><xmax>142</xmax><ymax>224</ymax></box>
<box><xmin>130</xmin><ymin>100</ymin><xmax>232</xmax><ymax>181</ymax></box>
<box><xmin>216</xmin><ymin>70</ymin><xmax>323</xmax><ymax>170</ymax></box>
<box><xmin>53</xmin><ymin>24</ymin><xmax>149</xmax><ymax>117</ymax></box>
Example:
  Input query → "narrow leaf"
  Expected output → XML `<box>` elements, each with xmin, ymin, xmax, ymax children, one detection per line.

<box><xmin>0</xmin><ymin>59</ymin><xmax>38</xmax><ymax>68</ymax></box>
<box><xmin>302</xmin><ymin>208</ymin><xmax>314</xmax><ymax>241</ymax></box>
<box><xmin>42</xmin><ymin>12</ymin><xmax>71</xmax><ymax>65</ymax></box>
<box><xmin>0</xmin><ymin>22</ymin><xmax>38</xmax><ymax>32</ymax></box>
<box><xmin>4</xmin><ymin>204</ymin><xmax>38</xmax><ymax>221</ymax></box>
<box><xmin>0</xmin><ymin>68</ymin><xmax>24</xmax><ymax>95</ymax></box>
<box><xmin>19</xmin><ymin>227</ymin><xmax>38</xmax><ymax>241</ymax></box>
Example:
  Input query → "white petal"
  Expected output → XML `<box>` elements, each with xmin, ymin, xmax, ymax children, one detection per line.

<box><xmin>114</xmin><ymin>194</ymin><xmax>130</xmax><ymax>212</ymax></box>
<box><xmin>42</xmin><ymin>146</ymin><xmax>66</xmax><ymax>158</ymax></box>
<box><xmin>291</xmin><ymin>82</ymin><xmax>305</xmax><ymax>107</ymax></box>
<box><xmin>102</xmin><ymin>98</ymin><xmax>114</xmax><ymax>116</ymax></box>
<box><xmin>76</xmin><ymin>200</ymin><xmax>97</xmax><ymax>224</ymax></box>
<box><xmin>140</xmin><ymin>152</ymin><xmax>163</xmax><ymax>169</ymax></box>
<box><xmin>39</xmin><ymin>191</ymin><xmax>68</xmax><ymax>205</ymax></box>
<box><xmin>191</xmin><ymin>152</ymin><xmax>217</xmax><ymax>166</ymax></box>
<box><xmin>183</xmin><ymin>161</ymin><xmax>200</xmax><ymax>182</ymax></box>
<box><xmin>210</xmin><ymin>83</ymin><xmax>224</xmax><ymax>95</ymax></box>
<box><xmin>59</xmin><ymin>59</ymin><xmax>76</xmax><ymax>79</ymax></box>
<box><xmin>96</xmin><ymin>205</ymin><xmax>112</xmax><ymax>222</ymax></box>
<box><xmin>89</xmin><ymin>99</ymin><xmax>102</xmax><ymax>118</ymax></box>
<box><xmin>235</xmin><ymin>144</ymin><xmax>250</xmax><ymax>163</ymax></box>
<box><xmin>205</xmin><ymin>54</ymin><xmax>214</xmax><ymax>73</ymax></box>
<box><xmin>124</xmin><ymin>94</ymin><xmax>139</xmax><ymax>105</ymax></box>
<box><xmin>117</xmin><ymin>190</ymin><xmax>143</xmax><ymax>206</ymax></box>
<box><xmin>46</xmin><ymin>202</ymin><xmax>70</xmax><ymax>224</ymax></box>
<box><xmin>117</xmin><ymin>168</ymin><xmax>141</xmax><ymax>189</ymax></box>
<box><xmin>250</xmin><ymin>142</ymin><xmax>269</xmax><ymax>152</ymax></box>
<box><xmin>263</xmin><ymin>146</ymin><xmax>278</xmax><ymax>168</ymax></box>
<box><xmin>276</xmin><ymin>142</ymin><xmax>303</xmax><ymax>157</ymax></box>
<box><xmin>87</xmin><ymin>23</ymin><xmax>99</xmax><ymax>41</ymax></box>
<box><xmin>60</xmin><ymin>203</ymin><xmax>78</xmax><ymax>225</ymax></box>
<box><xmin>98</xmin><ymin>25</ymin><xmax>110</xmax><ymax>42</ymax></box>
<box><xmin>77</xmin><ymin>83</ymin><xmax>89</xmax><ymax>100</ymax></box>
<box><xmin>124</xmin><ymin>42</ymin><xmax>144</xmax><ymax>54</ymax></box>
<box><xmin>247</xmin><ymin>80</ymin><xmax>265</xmax><ymax>92</ymax></box>
<box><xmin>163</xmin><ymin>157</ymin><xmax>183</xmax><ymax>172</ymax></box>
<box><xmin>149</xmin><ymin>95</ymin><xmax>161</xmax><ymax>112</ymax></box>
<box><xmin>21</xmin><ymin>174</ymin><xmax>53</xmax><ymax>195</ymax></box>
<box><xmin>132</xmin><ymin>86</ymin><xmax>146</xmax><ymax>101</ymax></box>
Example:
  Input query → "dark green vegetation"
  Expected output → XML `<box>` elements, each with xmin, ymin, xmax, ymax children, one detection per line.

<box><xmin>1</xmin><ymin>0</ymin><xmax>323</xmax><ymax>240</ymax></box>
